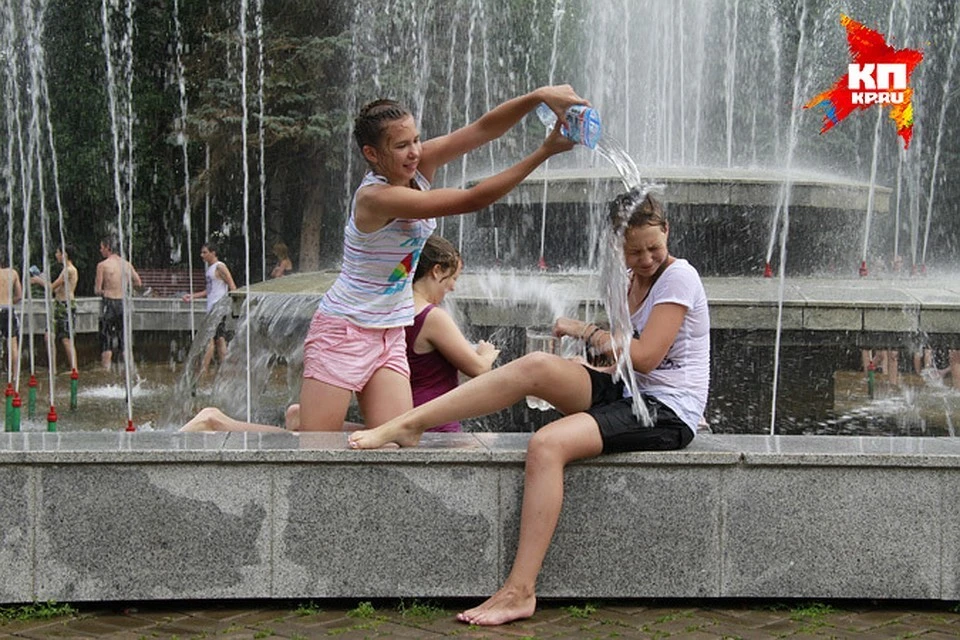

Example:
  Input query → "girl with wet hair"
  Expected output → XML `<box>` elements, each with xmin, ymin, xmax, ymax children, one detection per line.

<box><xmin>183</xmin><ymin>84</ymin><xmax>588</xmax><ymax>433</ymax></box>
<box><xmin>349</xmin><ymin>191</ymin><xmax>710</xmax><ymax>627</ymax></box>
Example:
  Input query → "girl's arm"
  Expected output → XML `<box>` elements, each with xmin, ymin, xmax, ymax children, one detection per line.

<box><xmin>357</xmin><ymin>122</ymin><xmax>572</xmax><ymax>229</ymax></box>
<box><xmin>567</xmin><ymin>304</ymin><xmax>687</xmax><ymax>374</ymax></box>
<box><xmin>419</xmin><ymin>84</ymin><xmax>587</xmax><ymax>179</ymax></box>
<box><xmin>422</xmin><ymin>306</ymin><xmax>500</xmax><ymax>378</ymax></box>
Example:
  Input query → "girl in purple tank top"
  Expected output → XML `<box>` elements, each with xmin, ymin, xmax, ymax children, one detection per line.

<box><xmin>406</xmin><ymin>236</ymin><xmax>500</xmax><ymax>432</ymax></box>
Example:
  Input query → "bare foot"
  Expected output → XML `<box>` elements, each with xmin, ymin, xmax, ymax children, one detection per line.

<box><xmin>347</xmin><ymin>420</ymin><xmax>422</xmax><ymax>449</ymax></box>
<box><xmin>456</xmin><ymin>586</ymin><xmax>536</xmax><ymax>626</ymax></box>
<box><xmin>180</xmin><ymin>407</ymin><xmax>230</xmax><ymax>432</ymax></box>
<box><xmin>285</xmin><ymin>404</ymin><xmax>301</xmax><ymax>430</ymax></box>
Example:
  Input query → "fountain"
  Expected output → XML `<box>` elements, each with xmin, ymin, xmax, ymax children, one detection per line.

<box><xmin>3</xmin><ymin>0</ymin><xmax>960</xmax><ymax>609</ymax></box>
<box><xmin>0</xmin><ymin>0</ymin><xmax>957</xmax><ymax>435</ymax></box>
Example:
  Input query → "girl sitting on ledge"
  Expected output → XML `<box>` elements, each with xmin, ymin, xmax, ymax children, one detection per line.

<box><xmin>348</xmin><ymin>191</ymin><xmax>710</xmax><ymax>627</ymax></box>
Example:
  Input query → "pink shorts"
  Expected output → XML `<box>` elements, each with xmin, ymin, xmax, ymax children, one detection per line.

<box><xmin>302</xmin><ymin>311</ymin><xmax>409</xmax><ymax>392</ymax></box>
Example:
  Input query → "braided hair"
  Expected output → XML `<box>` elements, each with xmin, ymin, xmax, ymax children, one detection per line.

<box><xmin>353</xmin><ymin>99</ymin><xmax>412</xmax><ymax>151</ymax></box>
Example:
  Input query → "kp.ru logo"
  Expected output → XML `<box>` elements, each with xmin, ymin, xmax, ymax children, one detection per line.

<box><xmin>848</xmin><ymin>63</ymin><xmax>906</xmax><ymax>104</ymax></box>
<box><xmin>805</xmin><ymin>14</ymin><xmax>923</xmax><ymax>149</ymax></box>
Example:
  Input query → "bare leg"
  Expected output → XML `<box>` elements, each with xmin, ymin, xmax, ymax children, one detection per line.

<box><xmin>180</xmin><ymin>407</ymin><xmax>287</xmax><ymax>432</ymax></box>
<box><xmin>101</xmin><ymin>349</ymin><xmax>112</xmax><ymax>371</ymax></box>
<box><xmin>348</xmin><ymin>353</ymin><xmax>593</xmax><ymax>449</ymax></box>
<box><xmin>215</xmin><ymin>336</ymin><xmax>228</xmax><ymax>366</ymax></box>
<box><xmin>297</xmin><ymin>377</ymin><xmax>353</xmax><ymax>431</ymax></box>
<box><xmin>200</xmin><ymin>340</ymin><xmax>215</xmax><ymax>376</ymax></box>
<box><xmin>61</xmin><ymin>337</ymin><xmax>77</xmax><ymax>372</ymax></box>
<box><xmin>457</xmin><ymin>414</ymin><xmax>604</xmax><ymax>626</ymax></box>
<box><xmin>356</xmin><ymin>367</ymin><xmax>412</xmax><ymax>428</ymax></box>
<box><xmin>9</xmin><ymin>337</ymin><xmax>18</xmax><ymax>382</ymax></box>
<box><xmin>886</xmin><ymin>350</ymin><xmax>899</xmax><ymax>385</ymax></box>
<box><xmin>285</xmin><ymin>404</ymin><xmax>300</xmax><ymax>430</ymax></box>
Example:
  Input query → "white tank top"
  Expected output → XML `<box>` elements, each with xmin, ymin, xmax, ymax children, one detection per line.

<box><xmin>318</xmin><ymin>171</ymin><xmax>436</xmax><ymax>328</ymax></box>
<box><xmin>206</xmin><ymin>261</ymin><xmax>229</xmax><ymax>312</ymax></box>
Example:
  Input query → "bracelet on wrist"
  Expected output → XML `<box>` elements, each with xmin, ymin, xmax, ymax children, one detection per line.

<box><xmin>586</xmin><ymin>326</ymin><xmax>603</xmax><ymax>348</ymax></box>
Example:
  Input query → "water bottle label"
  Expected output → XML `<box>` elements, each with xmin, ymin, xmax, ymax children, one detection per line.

<box><xmin>535</xmin><ymin>103</ymin><xmax>601</xmax><ymax>149</ymax></box>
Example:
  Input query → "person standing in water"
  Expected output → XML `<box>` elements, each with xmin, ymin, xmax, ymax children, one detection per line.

<box><xmin>182</xmin><ymin>241</ymin><xmax>237</xmax><ymax>377</ymax></box>
<box><xmin>182</xmin><ymin>84</ymin><xmax>585</xmax><ymax>432</ymax></box>
<box><xmin>0</xmin><ymin>252</ymin><xmax>23</xmax><ymax>382</ymax></box>
<box><xmin>30</xmin><ymin>244</ymin><xmax>79</xmax><ymax>372</ymax></box>
<box><xmin>94</xmin><ymin>235</ymin><xmax>142</xmax><ymax>370</ymax></box>
<box><xmin>349</xmin><ymin>192</ymin><xmax>710</xmax><ymax>627</ymax></box>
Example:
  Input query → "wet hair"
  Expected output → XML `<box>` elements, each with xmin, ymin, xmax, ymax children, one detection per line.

<box><xmin>100</xmin><ymin>235</ymin><xmax>117</xmax><ymax>252</ymax></box>
<box><xmin>353</xmin><ymin>99</ymin><xmax>412</xmax><ymax>151</ymax></box>
<box><xmin>609</xmin><ymin>189</ymin><xmax>667</xmax><ymax>232</ymax></box>
<box><xmin>60</xmin><ymin>243</ymin><xmax>75</xmax><ymax>260</ymax></box>
<box><xmin>414</xmin><ymin>235</ymin><xmax>461</xmax><ymax>283</ymax></box>
<box><xmin>202</xmin><ymin>240</ymin><xmax>219</xmax><ymax>256</ymax></box>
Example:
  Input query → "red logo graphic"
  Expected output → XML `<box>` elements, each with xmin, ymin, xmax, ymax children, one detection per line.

<box><xmin>805</xmin><ymin>14</ymin><xmax>923</xmax><ymax>149</ymax></box>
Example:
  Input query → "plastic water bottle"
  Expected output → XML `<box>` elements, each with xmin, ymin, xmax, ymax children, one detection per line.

<box><xmin>535</xmin><ymin>102</ymin><xmax>602</xmax><ymax>149</ymax></box>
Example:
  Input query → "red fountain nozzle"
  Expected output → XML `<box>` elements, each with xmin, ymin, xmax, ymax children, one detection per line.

<box><xmin>12</xmin><ymin>393</ymin><xmax>21</xmax><ymax>408</ymax></box>
<box><xmin>5</xmin><ymin>383</ymin><xmax>13</xmax><ymax>398</ymax></box>
<box><xmin>28</xmin><ymin>374</ymin><xmax>37</xmax><ymax>388</ymax></box>
<box><xmin>537</xmin><ymin>256</ymin><xmax>547</xmax><ymax>271</ymax></box>
<box><xmin>47</xmin><ymin>405</ymin><xmax>58</xmax><ymax>422</ymax></box>
<box><xmin>858</xmin><ymin>260</ymin><xmax>868</xmax><ymax>277</ymax></box>
<box><xmin>70</xmin><ymin>368</ymin><xmax>79</xmax><ymax>380</ymax></box>
<box><xmin>763</xmin><ymin>262</ymin><xmax>773</xmax><ymax>278</ymax></box>
<box><xmin>126</xmin><ymin>419</ymin><xmax>136</xmax><ymax>432</ymax></box>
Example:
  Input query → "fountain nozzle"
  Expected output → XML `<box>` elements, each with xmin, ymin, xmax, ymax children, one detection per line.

<box><xmin>858</xmin><ymin>260</ymin><xmax>868</xmax><ymax>277</ymax></box>
<box><xmin>763</xmin><ymin>262</ymin><xmax>773</xmax><ymax>278</ymax></box>
<box><xmin>126</xmin><ymin>419</ymin><xmax>136</xmax><ymax>432</ymax></box>
<box><xmin>537</xmin><ymin>256</ymin><xmax>547</xmax><ymax>271</ymax></box>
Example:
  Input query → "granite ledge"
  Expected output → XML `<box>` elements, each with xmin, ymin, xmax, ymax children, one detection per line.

<box><xmin>0</xmin><ymin>432</ymin><xmax>958</xmax><ymax>467</ymax></box>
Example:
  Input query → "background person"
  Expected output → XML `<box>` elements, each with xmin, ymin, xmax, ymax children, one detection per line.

<box><xmin>0</xmin><ymin>254</ymin><xmax>22</xmax><ymax>382</ymax></box>
<box><xmin>30</xmin><ymin>244</ymin><xmax>78</xmax><ymax>372</ymax></box>
<box><xmin>182</xmin><ymin>241</ymin><xmax>237</xmax><ymax>377</ymax></box>
<box><xmin>269</xmin><ymin>241</ymin><xmax>294</xmax><ymax>279</ymax></box>
<box><xmin>94</xmin><ymin>235</ymin><xmax>142</xmax><ymax>370</ymax></box>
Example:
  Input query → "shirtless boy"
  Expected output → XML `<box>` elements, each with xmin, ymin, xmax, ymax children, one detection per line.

<box><xmin>0</xmin><ymin>257</ymin><xmax>23</xmax><ymax>381</ymax></box>
<box><xmin>94</xmin><ymin>236</ymin><xmax>142</xmax><ymax>370</ymax></box>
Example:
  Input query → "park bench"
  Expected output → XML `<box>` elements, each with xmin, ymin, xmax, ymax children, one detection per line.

<box><xmin>137</xmin><ymin>268</ymin><xmax>206</xmax><ymax>298</ymax></box>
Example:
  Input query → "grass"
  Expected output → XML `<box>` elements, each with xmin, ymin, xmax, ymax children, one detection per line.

<box><xmin>0</xmin><ymin>601</ymin><xmax>77</xmax><ymax>623</ymax></box>
<box><xmin>397</xmin><ymin>599</ymin><xmax>447</xmax><ymax>621</ymax></box>
<box><xmin>346</xmin><ymin>601</ymin><xmax>377</xmax><ymax>619</ymax></box>
<box><xmin>293</xmin><ymin>601</ymin><xmax>323</xmax><ymax>616</ymax></box>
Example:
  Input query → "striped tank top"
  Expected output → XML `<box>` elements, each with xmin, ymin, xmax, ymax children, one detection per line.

<box><xmin>317</xmin><ymin>171</ymin><xmax>437</xmax><ymax>328</ymax></box>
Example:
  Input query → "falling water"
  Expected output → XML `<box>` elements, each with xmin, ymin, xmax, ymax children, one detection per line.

<box><xmin>920</xmin><ymin>6</ymin><xmax>960</xmax><ymax>269</ymax></box>
<box><xmin>239</xmin><ymin>0</ymin><xmax>252</xmax><ymax>421</ymax></box>
<box><xmin>172</xmin><ymin>0</ymin><xmax>196</xmax><ymax>340</ymax></box>
<box><xmin>860</xmin><ymin>2</ymin><xmax>901</xmax><ymax>272</ymax></box>
<box><xmin>100</xmin><ymin>0</ymin><xmax>138</xmax><ymax>428</ymax></box>
<box><xmin>255</xmin><ymin>0</ymin><xmax>266</xmax><ymax>282</ymax></box>
<box><xmin>538</xmin><ymin>0</ymin><xmax>565</xmax><ymax>269</ymax></box>
<box><xmin>456</xmin><ymin>0</ymin><xmax>478</xmax><ymax>254</ymax></box>
<box><xmin>768</xmin><ymin>0</ymin><xmax>811</xmax><ymax>435</ymax></box>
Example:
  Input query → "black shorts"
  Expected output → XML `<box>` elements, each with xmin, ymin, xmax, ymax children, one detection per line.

<box><xmin>213</xmin><ymin>315</ymin><xmax>234</xmax><ymax>342</ymax></box>
<box><xmin>582</xmin><ymin>366</ymin><xmax>694</xmax><ymax>454</ymax></box>
<box><xmin>54</xmin><ymin>301</ymin><xmax>76</xmax><ymax>342</ymax></box>
<box><xmin>0</xmin><ymin>307</ymin><xmax>19</xmax><ymax>339</ymax></box>
<box><xmin>99</xmin><ymin>297</ymin><xmax>124</xmax><ymax>353</ymax></box>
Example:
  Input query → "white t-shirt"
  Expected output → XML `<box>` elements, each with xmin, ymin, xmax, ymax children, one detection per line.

<box><xmin>629</xmin><ymin>258</ymin><xmax>710</xmax><ymax>433</ymax></box>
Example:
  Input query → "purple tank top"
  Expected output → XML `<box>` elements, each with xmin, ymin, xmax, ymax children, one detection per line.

<box><xmin>405</xmin><ymin>304</ymin><xmax>461</xmax><ymax>432</ymax></box>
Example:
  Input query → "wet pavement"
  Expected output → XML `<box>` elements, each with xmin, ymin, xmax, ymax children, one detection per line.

<box><xmin>1</xmin><ymin>598</ymin><xmax>959</xmax><ymax>639</ymax></box>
